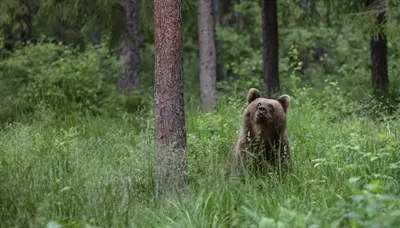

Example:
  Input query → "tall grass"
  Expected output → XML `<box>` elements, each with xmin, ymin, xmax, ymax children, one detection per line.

<box><xmin>1</xmin><ymin>91</ymin><xmax>400</xmax><ymax>227</ymax></box>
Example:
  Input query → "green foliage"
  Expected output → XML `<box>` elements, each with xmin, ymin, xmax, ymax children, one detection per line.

<box><xmin>0</xmin><ymin>0</ymin><xmax>32</xmax><ymax>37</ymax></box>
<box><xmin>1</xmin><ymin>90</ymin><xmax>400</xmax><ymax>227</ymax></box>
<box><xmin>34</xmin><ymin>0</ymin><xmax>124</xmax><ymax>48</ymax></box>
<box><xmin>0</xmin><ymin>40</ymin><xmax>131</xmax><ymax>121</ymax></box>
<box><xmin>215</xmin><ymin>2</ymin><xmax>263</xmax><ymax>92</ymax></box>
<box><xmin>215</xmin><ymin>0</ymin><xmax>400</xmax><ymax>107</ymax></box>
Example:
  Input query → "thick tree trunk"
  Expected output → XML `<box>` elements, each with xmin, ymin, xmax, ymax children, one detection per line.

<box><xmin>262</xmin><ymin>0</ymin><xmax>279</xmax><ymax>98</ymax></box>
<box><xmin>118</xmin><ymin>0</ymin><xmax>141</xmax><ymax>92</ymax></box>
<box><xmin>154</xmin><ymin>0</ymin><xmax>188</xmax><ymax>198</ymax></box>
<box><xmin>198</xmin><ymin>0</ymin><xmax>217</xmax><ymax>111</ymax></box>
<box><xmin>370</xmin><ymin>2</ymin><xmax>388</xmax><ymax>93</ymax></box>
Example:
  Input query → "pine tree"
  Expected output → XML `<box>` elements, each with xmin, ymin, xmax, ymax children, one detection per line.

<box><xmin>154</xmin><ymin>0</ymin><xmax>188</xmax><ymax>198</ymax></box>
<box><xmin>366</xmin><ymin>0</ymin><xmax>389</xmax><ymax>93</ymax></box>
<box><xmin>262</xmin><ymin>0</ymin><xmax>279</xmax><ymax>98</ymax></box>
<box><xmin>118</xmin><ymin>0</ymin><xmax>141</xmax><ymax>92</ymax></box>
<box><xmin>198</xmin><ymin>0</ymin><xmax>217</xmax><ymax>111</ymax></box>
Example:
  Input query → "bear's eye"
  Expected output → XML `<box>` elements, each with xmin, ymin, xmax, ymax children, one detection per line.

<box><xmin>268</xmin><ymin>104</ymin><xmax>274</xmax><ymax>111</ymax></box>
<box><xmin>257</xmin><ymin>103</ymin><xmax>262</xmax><ymax>108</ymax></box>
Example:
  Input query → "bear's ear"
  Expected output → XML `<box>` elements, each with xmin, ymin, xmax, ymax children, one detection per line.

<box><xmin>277</xmin><ymin>95</ymin><xmax>290</xmax><ymax>113</ymax></box>
<box><xmin>247</xmin><ymin>88</ymin><xmax>261</xmax><ymax>104</ymax></box>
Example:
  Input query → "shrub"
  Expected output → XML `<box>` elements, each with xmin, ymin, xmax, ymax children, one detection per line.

<box><xmin>0</xmin><ymin>40</ymin><xmax>126</xmax><ymax>121</ymax></box>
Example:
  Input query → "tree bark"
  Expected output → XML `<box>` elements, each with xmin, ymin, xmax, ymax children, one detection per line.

<box><xmin>118</xmin><ymin>0</ymin><xmax>141</xmax><ymax>92</ymax></box>
<box><xmin>369</xmin><ymin>1</ymin><xmax>388</xmax><ymax>93</ymax></box>
<box><xmin>198</xmin><ymin>0</ymin><xmax>217</xmax><ymax>111</ymax></box>
<box><xmin>262</xmin><ymin>0</ymin><xmax>279</xmax><ymax>98</ymax></box>
<box><xmin>213</xmin><ymin>0</ymin><xmax>224</xmax><ymax>82</ymax></box>
<box><xmin>154</xmin><ymin>0</ymin><xmax>188</xmax><ymax>198</ymax></box>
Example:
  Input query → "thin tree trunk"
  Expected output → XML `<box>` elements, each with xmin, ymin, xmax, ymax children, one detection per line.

<box><xmin>213</xmin><ymin>0</ymin><xmax>224</xmax><ymax>82</ymax></box>
<box><xmin>213</xmin><ymin>0</ymin><xmax>220</xmax><ymax>24</ymax></box>
<box><xmin>236</xmin><ymin>0</ymin><xmax>244</xmax><ymax>30</ymax></box>
<box><xmin>262</xmin><ymin>0</ymin><xmax>279</xmax><ymax>98</ymax></box>
<box><xmin>118</xmin><ymin>0</ymin><xmax>141</xmax><ymax>92</ymax></box>
<box><xmin>326</xmin><ymin>0</ymin><xmax>332</xmax><ymax>27</ymax></box>
<box><xmin>198</xmin><ymin>0</ymin><xmax>217</xmax><ymax>111</ymax></box>
<box><xmin>154</xmin><ymin>0</ymin><xmax>188</xmax><ymax>198</ymax></box>
<box><xmin>370</xmin><ymin>1</ymin><xmax>388</xmax><ymax>93</ymax></box>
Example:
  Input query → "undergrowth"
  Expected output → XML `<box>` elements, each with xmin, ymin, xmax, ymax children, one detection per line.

<box><xmin>1</xmin><ymin>89</ymin><xmax>400</xmax><ymax>228</ymax></box>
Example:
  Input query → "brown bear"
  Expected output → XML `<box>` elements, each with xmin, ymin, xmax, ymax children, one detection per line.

<box><xmin>226</xmin><ymin>88</ymin><xmax>291</xmax><ymax>179</ymax></box>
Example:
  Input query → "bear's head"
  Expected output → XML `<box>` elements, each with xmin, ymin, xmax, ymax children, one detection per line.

<box><xmin>245</xmin><ymin>88</ymin><xmax>290</xmax><ymax>126</ymax></box>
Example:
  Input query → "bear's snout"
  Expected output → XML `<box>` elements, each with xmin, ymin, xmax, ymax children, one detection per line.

<box><xmin>256</xmin><ymin>103</ymin><xmax>268</xmax><ymax>116</ymax></box>
<box><xmin>257</xmin><ymin>106</ymin><xmax>266</xmax><ymax>116</ymax></box>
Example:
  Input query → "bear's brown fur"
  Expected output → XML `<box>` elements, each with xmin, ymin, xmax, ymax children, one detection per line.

<box><xmin>227</xmin><ymin>88</ymin><xmax>291</xmax><ymax>178</ymax></box>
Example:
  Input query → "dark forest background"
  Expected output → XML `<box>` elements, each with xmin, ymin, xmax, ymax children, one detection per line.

<box><xmin>1</xmin><ymin>0</ymin><xmax>400</xmax><ymax>120</ymax></box>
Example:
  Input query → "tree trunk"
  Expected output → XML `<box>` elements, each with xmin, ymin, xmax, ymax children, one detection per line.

<box><xmin>198</xmin><ymin>0</ymin><xmax>217</xmax><ymax>111</ymax></box>
<box><xmin>326</xmin><ymin>0</ymin><xmax>332</xmax><ymax>27</ymax></box>
<box><xmin>154</xmin><ymin>0</ymin><xmax>188</xmax><ymax>198</ymax></box>
<box><xmin>213</xmin><ymin>0</ymin><xmax>224</xmax><ymax>82</ymax></box>
<box><xmin>262</xmin><ymin>0</ymin><xmax>279</xmax><ymax>98</ymax></box>
<box><xmin>213</xmin><ymin>0</ymin><xmax>220</xmax><ymax>24</ymax></box>
<box><xmin>369</xmin><ymin>1</ymin><xmax>388</xmax><ymax>94</ymax></box>
<box><xmin>118</xmin><ymin>0</ymin><xmax>141</xmax><ymax>92</ymax></box>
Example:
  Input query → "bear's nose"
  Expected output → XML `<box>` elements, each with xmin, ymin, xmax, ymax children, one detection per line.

<box><xmin>258</xmin><ymin>106</ymin><xmax>266</xmax><ymax>113</ymax></box>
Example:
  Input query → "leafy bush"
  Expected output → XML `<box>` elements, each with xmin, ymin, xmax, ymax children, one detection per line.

<box><xmin>0</xmin><ymin>40</ymin><xmax>127</xmax><ymax>121</ymax></box>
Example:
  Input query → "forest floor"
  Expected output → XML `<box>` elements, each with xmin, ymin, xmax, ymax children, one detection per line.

<box><xmin>1</xmin><ymin>94</ymin><xmax>400</xmax><ymax>227</ymax></box>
